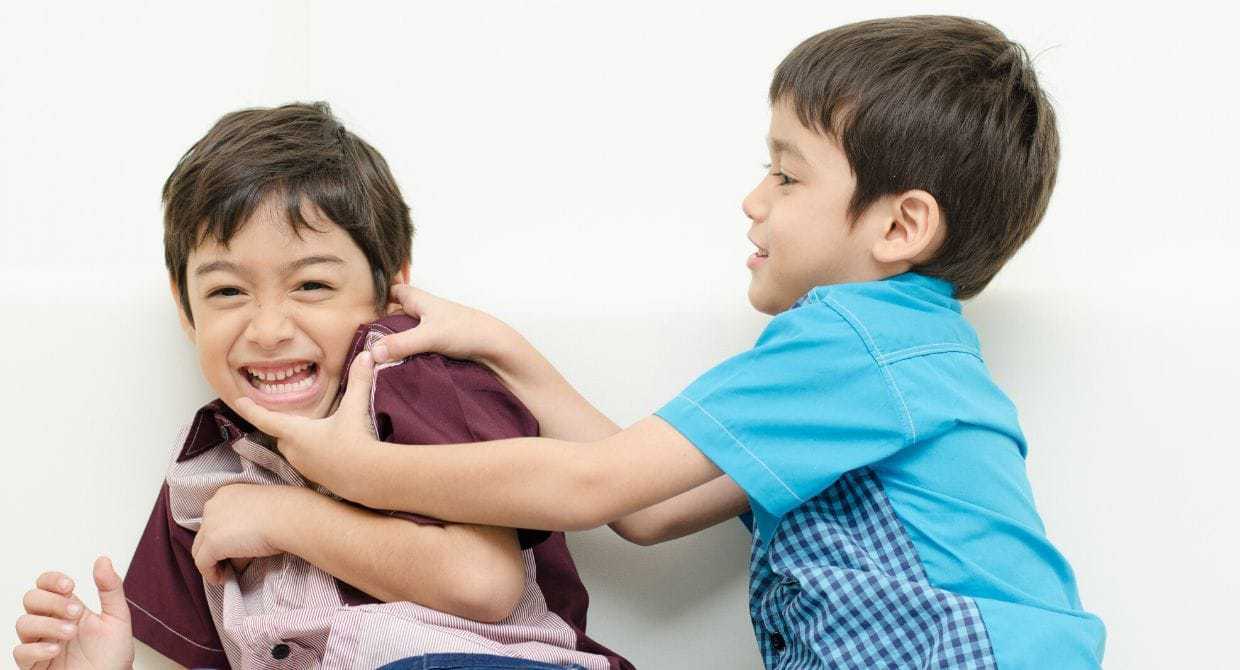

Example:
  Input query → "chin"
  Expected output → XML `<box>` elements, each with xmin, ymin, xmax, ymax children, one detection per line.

<box><xmin>747</xmin><ymin>287</ymin><xmax>783</xmax><ymax>316</ymax></box>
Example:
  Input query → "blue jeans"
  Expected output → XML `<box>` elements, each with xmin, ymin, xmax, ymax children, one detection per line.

<box><xmin>377</xmin><ymin>653</ymin><xmax>587</xmax><ymax>670</ymax></box>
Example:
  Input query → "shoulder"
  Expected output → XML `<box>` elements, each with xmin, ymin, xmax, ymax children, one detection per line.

<box><xmin>802</xmin><ymin>274</ymin><xmax>982</xmax><ymax>363</ymax></box>
<box><xmin>349</xmin><ymin>315</ymin><xmax>539</xmax><ymax>442</ymax></box>
<box><xmin>352</xmin><ymin>314</ymin><xmax>515</xmax><ymax>399</ymax></box>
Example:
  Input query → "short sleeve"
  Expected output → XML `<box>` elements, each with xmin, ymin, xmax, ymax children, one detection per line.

<box><xmin>655</xmin><ymin>303</ymin><xmax>912</xmax><ymax>541</ymax></box>
<box><xmin>124</xmin><ymin>483</ymin><xmax>231</xmax><ymax>669</ymax></box>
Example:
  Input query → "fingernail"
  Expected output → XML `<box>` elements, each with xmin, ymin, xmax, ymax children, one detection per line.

<box><xmin>57</xmin><ymin>578</ymin><xmax>71</xmax><ymax>592</ymax></box>
<box><xmin>44</xmin><ymin>643</ymin><xmax>60</xmax><ymax>654</ymax></box>
<box><xmin>372</xmin><ymin>343</ymin><xmax>389</xmax><ymax>363</ymax></box>
<box><xmin>66</xmin><ymin>603</ymin><xmax>81</xmax><ymax>616</ymax></box>
<box><xmin>61</xmin><ymin>623</ymin><xmax>75</xmax><ymax>636</ymax></box>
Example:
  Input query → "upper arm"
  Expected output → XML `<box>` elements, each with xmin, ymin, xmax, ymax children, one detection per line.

<box><xmin>651</xmin><ymin>305</ymin><xmax>909</xmax><ymax>526</ymax></box>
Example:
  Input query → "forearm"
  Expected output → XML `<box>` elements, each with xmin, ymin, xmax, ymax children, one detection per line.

<box><xmin>333</xmin><ymin>417</ymin><xmax>722</xmax><ymax>531</ymax></box>
<box><xmin>481</xmin><ymin>326</ymin><xmax>619</xmax><ymax>442</ymax></box>
<box><xmin>609</xmin><ymin>475</ymin><xmax>750</xmax><ymax>546</ymax></box>
<box><xmin>270</xmin><ymin>488</ymin><xmax>523</xmax><ymax>620</ymax></box>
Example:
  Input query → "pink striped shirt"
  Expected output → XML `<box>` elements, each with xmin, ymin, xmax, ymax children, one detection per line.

<box><xmin>124</xmin><ymin>316</ymin><xmax>631</xmax><ymax>670</ymax></box>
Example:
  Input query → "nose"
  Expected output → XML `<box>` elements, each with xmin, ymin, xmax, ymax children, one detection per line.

<box><xmin>245</xmin><ymin>301</ymin><xmax>295</xmax><ymax>351</ymax></box>
<box><xmin>742</xmin><ymin>178</ymin><xmax>768</xmax><ymax>224</ymax></box>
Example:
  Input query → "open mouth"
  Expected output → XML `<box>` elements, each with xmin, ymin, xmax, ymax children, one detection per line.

<box><xmin>242</xmin><ymin>362</ymin><xmax>320</xmax><ymax>397</ymax></box>
<box><xmin>747</xmin><ymin>240</ymin><xmax>770</xmax><ymax>270</ymax></box>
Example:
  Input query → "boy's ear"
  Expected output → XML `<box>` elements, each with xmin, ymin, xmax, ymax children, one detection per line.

<box><xmin>168</xmin><ymin>278</ymin><xmax>197</xmax><ymax>344</ymax></box>
<box><xmin>870</xmin><ymin>189</ymin><xmax>946</xmax><ymax>266</ymax></box>
<box><xmin>385</xmin><ymin>263</ymin><xmax>411</xmax><ymax>315</ymax></box>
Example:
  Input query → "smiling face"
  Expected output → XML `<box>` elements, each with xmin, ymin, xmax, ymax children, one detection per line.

<box><xmin>175</xmin><ymin>195</ymin><xmax>397</xmax><ymax>419</ymax></box>
<box><xmin>741</xmin><ymin>99</ymin><xmax>891</xmax><ymax>315</ymax></box>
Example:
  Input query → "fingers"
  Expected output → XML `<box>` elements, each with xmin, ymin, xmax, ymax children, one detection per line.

<box><xmin>375</xmin><ymin>285</ymin><xmax>439</xmax><ymax>362</ymax></box>
<box><xmin>15</xmin><ymin>614</ymin><xmax>76</xmax><ymax>643</ymax></box>
<box><xmin>389</xmin><ymin>284</ymin><xmax>433</xmax><ymax>316</ymax></box>
<box><xmin>338</xmin><ymin>351</ymin><xmax>376</xmax><ymax>417</ymax></box>
<box><xmin>200</xmin><ymin>558</ymin><xmax>225</xmax><ymax>586</ymax></box>
<box><xmin>92</xmin><ymin>556</ymin><xmax>131</xmax><ymax>624</ymax></box>
<box><xmin>232</xmin><ymin>397</ymin><xmax>291</xmax><ymax>438</ymax></box>
<box><xmin>22</xmin><ymin>588</ymin><xmax>82</xmax><ymax>620</ymax></box>
<box><xmin>34</xmin><ymin>572</ymin><xmax>73</xmax><ymax>596</ymax></box>
<box><xmin>190</xmin><ymin>532</ymin><xmax>225</xmax><ymax>585</ymax></box>
<box><xmin>373</xmin><ymin>327</ymin><xmax>435</xmax><ymax>363</ymax></box>
<box><xmin>13</xmin><ymin>641</ymin><xmax>62</xmax><ymax>668</ymax></box>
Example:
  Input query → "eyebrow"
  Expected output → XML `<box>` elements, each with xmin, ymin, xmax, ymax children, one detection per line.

<box><xmin>768</xmin><ymin>137</ymin><xmax>810</xmax><ymax>165</ymax></box>
<box><xmin>192</xmin><ymin>254</ymin><xmax>346</xmax><ymax>278</ymax></box>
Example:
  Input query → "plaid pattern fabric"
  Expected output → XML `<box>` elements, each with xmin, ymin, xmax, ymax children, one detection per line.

<box><xmin>749</xmin><ymin>468</ymin><xmax>997</xmax><ymax>669</ymax></box>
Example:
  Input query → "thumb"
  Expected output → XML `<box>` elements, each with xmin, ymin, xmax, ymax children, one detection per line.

<box><xmin>339</xmin><ymin>351</ymin><xmax>376</xmax><ymax>419</ymax></box>
<box><xmin>232</xmin><ymin>397</ymin><xmax>293</xmax><ymax>438</ymax></box>
<box><xmin>92</xmin><ymin>556</ymin><xmax>131</xmax><ymax>625</ymax></box>
<box><xmin>375</xmin><ymin>285</ymin><xmax>440</xmax><ymax>363</ymax></box>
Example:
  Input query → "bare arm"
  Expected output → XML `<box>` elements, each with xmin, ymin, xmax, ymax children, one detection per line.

<box><xmin>235</xmin><ymin>361</ymin><xmax>726</xmax><ymax>532</ymax></box>
<box><xmin>373</xmin><ymin>286</ymin><xmax>747</xmax><ymax>543</ymax></box>
<box><xmin>608</xmin><ymin>475</ymin><xmax>750</xmax><ymax>545</ymax></box>
<box><xmin>194</xmin><ymin>484</ymin><xmax>525</xmax><ymax>623</ymax></box>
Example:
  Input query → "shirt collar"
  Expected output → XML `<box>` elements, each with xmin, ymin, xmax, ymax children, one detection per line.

<box><xmin>792</xmin><ymin>272</ymin><xmax>957</xmax><ymax>311</ymax></box>
<box><xmin>886</xmin><ymin>271</ymin><xmax>955</xmax><ymax>297</ymax></box>
<box><xmin>177</xmin><ymin>399</ymin><xmax>255</xmax><ymax>462</ymax></box>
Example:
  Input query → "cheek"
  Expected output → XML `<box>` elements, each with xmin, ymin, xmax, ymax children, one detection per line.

<box><xmin>195</xmin><ymin>325</ymin><xmax>241</xmax><ymax>386</ymax></box>
<box><xmin>304</xmin><ymin>306</ymin><xmax>382</xmax><ymax>370</ymax></box>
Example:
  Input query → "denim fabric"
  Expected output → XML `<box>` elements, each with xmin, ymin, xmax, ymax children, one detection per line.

<box><xmin>379</xmin><ymin>653</ymin><xmax>587</xmax><ymax>669</ymax></box>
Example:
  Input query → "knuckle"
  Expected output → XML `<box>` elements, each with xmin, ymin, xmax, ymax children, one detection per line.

<box><xmin>21</xmin><ymin>590</ymin><xmax>39</xmax><ymax>610</ymax></box>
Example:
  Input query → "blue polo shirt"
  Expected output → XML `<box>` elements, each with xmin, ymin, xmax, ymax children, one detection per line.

<box><xmin>657</xmin><ymin>273</ymin><xmax>1105</xmax><ymax>669</ymax></box>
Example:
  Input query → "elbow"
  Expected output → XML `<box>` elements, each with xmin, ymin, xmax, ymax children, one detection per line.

<box><xmin>608</xmin><ymin>519</ymin><xmax>666</xmax><ymax>547</ymax></box>
<box><xmin>449</xmin><ymin>566</ymin><xmax>525</xmax><ymax>624</ymax></box>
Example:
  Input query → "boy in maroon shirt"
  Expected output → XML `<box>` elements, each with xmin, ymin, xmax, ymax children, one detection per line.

<box><xmin>13</xmin><ymin>103</ymin><xmax>628</xmax><ymax>670</ymax></box>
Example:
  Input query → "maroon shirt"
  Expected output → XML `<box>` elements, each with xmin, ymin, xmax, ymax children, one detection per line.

<box><xmin>124</xmin><ymin>314</ymin><xmax>632</xmax><ymax>669</ymax></box>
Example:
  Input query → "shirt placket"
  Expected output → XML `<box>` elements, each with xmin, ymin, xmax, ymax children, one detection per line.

<box><xmin>750</xmin><ymin>535</ymin><xmax>795</xmax><ymax>668</ymax></box>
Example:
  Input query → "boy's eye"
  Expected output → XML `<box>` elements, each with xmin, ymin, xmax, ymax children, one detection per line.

<box><xmin>762</xmin><ymin>163</ymin><xmax>795</xmax><ymax>186</ymax></box>
<box><xmin>207</xmin><ymin>287</ymin><xmax>243</xmax><ymax>298</ymax></box>
<box><xmin>298</xmin><ymin>281</ymin><xmax>332</xmax><ymax>292</ymax></box>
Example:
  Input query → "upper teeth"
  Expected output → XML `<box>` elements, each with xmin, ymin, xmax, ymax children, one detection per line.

<box><xmin>248</xmin><ymin>362</ymin><xmax>311</xmax><ymax>381</ymax></box>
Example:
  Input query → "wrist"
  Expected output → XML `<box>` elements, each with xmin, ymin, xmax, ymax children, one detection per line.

<box><xmin>330</xmin><ymin>436</ymin><xmax>388</xmax><ymax>507</ymax></box>
<box><xmin>472</xmin><ymin>312</ymin><xmax>525</xmax><ymax>370</ymax></box>
<box><xmin>483</xmin><ymin>321</ymin><xmax>553</xmax><ymax>390</ymax></box>
<box><xmin>264</xmin><ymin>486</ymin><xmax>319</xmax><ymax>554</ymax></box>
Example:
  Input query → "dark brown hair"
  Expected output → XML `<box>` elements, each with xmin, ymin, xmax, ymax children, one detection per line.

<box><xmin>163</xmin><ymin>102</ymin><xmax>412</xmax><ymax>321</ymax></box>
<box><xmin>771</xmin><ymin>16</ymin><xmax>1058</xmax><ymax>299</ymax></box>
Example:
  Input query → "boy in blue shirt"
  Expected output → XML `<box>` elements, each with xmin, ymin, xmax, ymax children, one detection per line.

<box><xmin>227</xmin><ymin>16</ymin><xmax>1105</xmax><ymax>669</ymax></box>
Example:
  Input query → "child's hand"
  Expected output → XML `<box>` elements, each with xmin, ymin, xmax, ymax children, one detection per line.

<box><xmin>234</xmin><ymin>352</ymin><xmax>384</xmax><ymax>507</ymax></box>
<box><xmin>13</xmin><ymin>557</ymin><xmax>135</xmax><ymax>670</ymax></box>
<box><xmin>192</xmin><ymin>484</ymin><xmax>297</xmax><ymax>584</ymax></box>
<box><xmin>373</xmin><ymin>285</ymin><xmax>515</xmax><ymax>366</ymax></box>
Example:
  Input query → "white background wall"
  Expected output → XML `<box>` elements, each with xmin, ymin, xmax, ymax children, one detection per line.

<box><xmin>1</xmin><ymin>2</ymin><xmax>1236</xmax><ymax>668</ymax></box>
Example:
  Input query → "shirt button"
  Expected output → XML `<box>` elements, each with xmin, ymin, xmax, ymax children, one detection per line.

<box><xmin>218</xmin><ymin>424</ymin><xmax>231</xmax><ymax>441</ymax></box>
<box><xmin>770</xmin><ymin>632</ymin><xmax>786</xmax><ymax>653</ymax></box>
<box><xmin>271</xmin><ymin>643</ymin><xmax>290</xmax><ymax>660</ymax></box>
